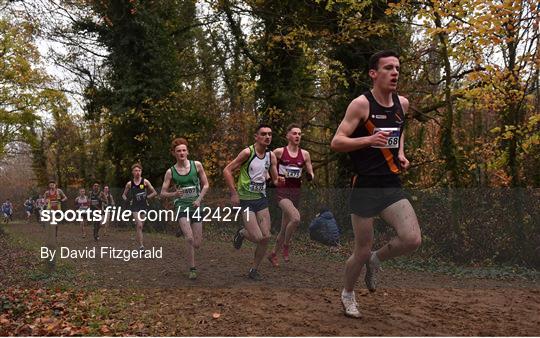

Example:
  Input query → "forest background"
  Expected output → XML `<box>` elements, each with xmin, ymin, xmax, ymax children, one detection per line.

<box><xmin>1</xmin><ymin>0</ymin><xmax>538</xmax><ymax>267</ymax></box>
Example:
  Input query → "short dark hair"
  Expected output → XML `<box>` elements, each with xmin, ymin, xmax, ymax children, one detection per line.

<box><xmin>255</xmin><ymin>124</ymin><xmax>272</xmax><ymax>134</ymax></box>
<box><xmin>131</xmin><ymin>163</ymin><xmax>143</xmax><ymax>170</ymax></box>
<box><xmin>368</xmin><ymin>50</ymin><xmax>399</xmax><ymax>71</ymax></box>
<box><xmin>286</xmin><ymin>123</ymin><xmax>301</xmax><ymax>132</ymax></box>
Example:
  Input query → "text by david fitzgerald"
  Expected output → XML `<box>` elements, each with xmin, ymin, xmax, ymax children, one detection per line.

<box><xmin>41</xmin><ymin>247</ymin><xmax>162</xmax><ymax>262</ymax></box>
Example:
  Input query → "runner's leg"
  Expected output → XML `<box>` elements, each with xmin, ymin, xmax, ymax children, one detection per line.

<box><xmin>253</xmin><ymin>208</ymin><xmax>271</xmax><ymax>270</ymax></box>
<box><xmin>241</xmin><ymin>210</ymin><xmax>264</xmax><ymax>244</ymax></box>
<box><xmin>344</xmin><ymin>214</ymin><xmax>374</xmax><ymax>292</ymax></box>
<box><xmin>375</xmin><ymin>199</ymin><xmax>421</xmax><ymax>262</ymax></box>
<box><xmin>273</xmin><ymin>208</ymin><xmax>288</xmax><ymax>254</ymax></box>
<box><xmin>80</xmin><ymin>220</ymin><xmax>86</xmax><ymax>238</ymax></box>
<box><xmin>192</xmin><ymin>222</ymin><xmax>202</xmax><ymax>250</ymax></box>
<box><xmin>134</xmin><ymin>212</ymin><xmax>144</xmax><ymax>247</ymax></box>
<box><xmin>179</xmin><ymin>217</ymin><xmax>195</xmax><ymax>268</ymax></box>
<box><xmin>282</xmin><ymin>199</ymin><xmax>300</xmax><ymax>246</ymax></box>
<box><xmin>280</xmin><ymin>199</ymin><xmax>300</xmax><ymax>260</ymax></box>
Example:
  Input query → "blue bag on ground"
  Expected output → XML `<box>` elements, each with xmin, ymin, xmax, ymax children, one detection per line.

<box><xmin>309</xmin><ymin>209</ymin><xmax>340</xmax><ymax>246</ymax></box>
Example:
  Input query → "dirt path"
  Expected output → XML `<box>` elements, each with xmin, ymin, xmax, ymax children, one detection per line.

<box><xmin>3</xmin><ymin>222</ymin><xmax>540</xmax><ymax>336</ymax></box>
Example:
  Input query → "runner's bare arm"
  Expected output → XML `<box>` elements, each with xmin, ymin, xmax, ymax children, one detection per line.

<box><xmin>270</xmin><ymin>151</ymin><xmax>281</xmax><ymax>186</ymax></box>
<box><xmin>195</xmin><ymin>161</ymin><xmax>209</xmax><ymax>204</ymax></box>
<box><xmin>223</xmin><ymin>148</ymin><xmax>250</xmax><ymax>195</ymax></box>
<box><xmin>273</xmin><ymin>147</ymin><xmax>284</xmax><ymax>162</ymax></box>
<box><xmin>398</xmin><ymin>96</ymin><xmax>410</xmax><ymax>170</ymax></box>
<box><xmin>272</xmin><ymin>148</ymin><xmax>284</xmax><ymax>184</ymax></box>
<box><xmin>160</xmin><ymin>169</ymin><xmax>179</xmax><ymax>199</ymax></box>
<box><xmin>331</xmin><ymin>96</ymin><xmax>389</xmax><ymax>152</ymax></box>
<box><xmin>144</xmin><ymin>179</ymin><xmax>158</xmax><ymax>199</ymax></box>
<box><xmin>59</xmin><ymin>189</ymin><xmax>68</xmax><ymax>202</ymax></box>
<box><xmin>303</xmin><ymin>150</ymin><xmax>315</xmax><ymax>181</ymax></box>
<box><xmin>122</xmin><ymin>182</ymin><xmax>131</xmax><ymax>201</ymax></box>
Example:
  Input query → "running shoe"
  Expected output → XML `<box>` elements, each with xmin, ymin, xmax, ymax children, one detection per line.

<box><xmin>267</xmin><ymin>252</ymin><xmax>279</xmax><ymax>267</ymax></box>
<box><xmin>233</xmin><ymin>228</ymin><xmax>244</xmax><ymax>249</ymax></box>
<box><xmin>247</xmin><ymin>268</ymin><xmax>263</xmax><ymax>281</ymax></box>
<box><xmin>188</xmin><ymin>268</ymin><xmax>197</xmax><ymax>280</ymax></box>
<box><xmin>341</xmin><ymin>291</ymin><xmax>361</xmax><ymax>318</ymax></box>
<box><xmin>364</xmin><ymin>253</ymin><xmax>380</xmax><ymax>292</ymax></box>
<box><xmin>282</xmin><ymin>244</ymin><xmax>290</xmax><ymax>262</ymax></box>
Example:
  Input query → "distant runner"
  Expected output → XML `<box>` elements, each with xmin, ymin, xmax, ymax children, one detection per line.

<box><xmin>122</xmin><ymin>164</ymin><xmax>158</xmax><ymax>250</ymax></box>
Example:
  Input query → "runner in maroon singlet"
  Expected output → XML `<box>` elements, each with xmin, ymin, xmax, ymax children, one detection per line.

<box><xmin>268</xmin><ymin>123</ymin><xmax>314</xmax><ymax>267</ymax></box>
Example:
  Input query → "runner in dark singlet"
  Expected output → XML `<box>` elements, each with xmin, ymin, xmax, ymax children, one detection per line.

<box><xmin>100</xmin><ymin>185</ymin><xmax>115</xmax><ymax>237</ymax></box>
<box><xmin>268</xmin><ymin>124</ymin><xmax>314</xmax><ymax>267</ymax></box>
<box><xmin>122</xmin><ymin>163</ymin><xmax>157</xmax><ymax>250</ymax></box>
<box><xmin>24</xmin><ymin>197</ymin><xmax>34</xmax><ymax>221</ymax></box>
<box><xmin>331</xmin><ymin>50</ymin><xmax>421</xmax><ymax>318</ymax></box>
<box><xmin>89</xmin><ymin>182</ymin><xmax>102</xmax><ymax>242</ymax></box>
<box><xmin>2</xmin><ymin>200</ymin><xmax>13</xmax><ymax>223</ymax></box>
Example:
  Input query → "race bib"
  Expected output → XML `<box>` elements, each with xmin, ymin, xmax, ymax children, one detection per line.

<box><xmin>285</xmin><ymin>166</ymin><xmax>302</xmax><ymax>178</ymax></box>
<box><xmin>249</xmin><ymin>181</ymin><xmax>266</xmax><ymax>192</ymax></box>
<box><xmin>372</xmin><ymin>127</ymin><xmax>400</xmax><ymax>149</ymax></box>
<box><xmin>135</xmin><ymin>191</ymin><xmax>147</xmax><ymax>201</ymax></box>
<box><xmin>91</xmin><ymin>199</ymin><xmax>99</xmax><ymax>206</ymax></box>
<box><xmin>179</xmin><ymin>186</ymin><xmax>197</xmax><ymax>199</ymax></box>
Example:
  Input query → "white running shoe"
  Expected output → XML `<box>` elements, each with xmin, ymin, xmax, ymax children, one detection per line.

<box><xmin>365</xmin><ymin>252</ymin><xmax>380</xmax><ymax>292</ymax></box>
<box><xmin>341</xmin><ymin>291</ymin><xmax>361</xmax><ymax>318</ymax></box>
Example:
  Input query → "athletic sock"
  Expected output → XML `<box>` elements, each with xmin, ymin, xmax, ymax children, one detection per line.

<box><xmin>341</xmin><ymin>289</ymin><xmax>354</xmax><ymax>299</ymax></box>
<box><xmin>371</xmin><ymin>251</ymin><xmax>381</xmax><ymax>267</ymax></box>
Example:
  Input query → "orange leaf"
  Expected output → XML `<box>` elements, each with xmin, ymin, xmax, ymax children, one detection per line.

<box><xmin>100</xmin><ymin>325</ymin><xmax>110</xmax><ymax>334</ymax></box>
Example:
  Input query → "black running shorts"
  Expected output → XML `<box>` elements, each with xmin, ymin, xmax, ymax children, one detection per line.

<box><xmin>240</xmin><ymin>198</ymin><xmax>269</xmax><ymax>213</ymax></box>
<box><xmin>349</xmin><ymin>174</ymin><xmax>408</xmax><ymax>218</ymax></box>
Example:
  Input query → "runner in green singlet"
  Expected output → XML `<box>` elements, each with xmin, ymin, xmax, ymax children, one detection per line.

<box><xmin>223</xmin><ymin>124</ymin><xmax>282</xmax><ymax>280</ymax></box>
<box><xmin>161</xmin><ymin>138</ymin><xmax>209</xmax><ymax>280</ymax></box>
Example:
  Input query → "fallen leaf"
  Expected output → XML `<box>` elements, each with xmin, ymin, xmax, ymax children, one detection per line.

<box><xmin>100</xmin><ymin>325</ymin><xmax>110</xmax><ymax>334</ymax></box>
